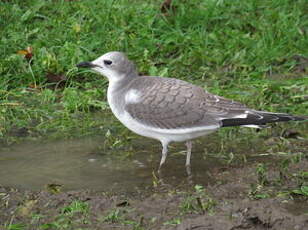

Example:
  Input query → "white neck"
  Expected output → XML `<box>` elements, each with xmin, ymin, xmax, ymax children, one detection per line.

<box><xmin>106</xmin><ymin>73</ymin><xmax>135</xmax><ymax>118</ymax></box>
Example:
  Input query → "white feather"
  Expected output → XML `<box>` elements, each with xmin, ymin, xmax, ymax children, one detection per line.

<box><xmin>241</xmin><ymin>125</ymin><xmax>262</xmax><ymax>128</ymax></box>
<box><xmin>125</xmin><ymin>89</ymin><xmax>141</xmax><ymax>104</ymax></box>
<box><xmin>232</xmin><ymin>114</ymin><xmax>248</xmax><ymax>119</ymax></box>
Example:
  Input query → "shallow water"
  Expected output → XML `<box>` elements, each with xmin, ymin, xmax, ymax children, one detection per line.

<box><xmin>0</xmin><ymin>136</ymin><xmax>224</xmax><ymax>192</ymax></box>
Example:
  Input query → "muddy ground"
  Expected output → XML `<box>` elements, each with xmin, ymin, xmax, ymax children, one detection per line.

<box><xmin>1</xmin><ymin>145</ymin><xmax>307</xmax><ymax>230</ymax></box>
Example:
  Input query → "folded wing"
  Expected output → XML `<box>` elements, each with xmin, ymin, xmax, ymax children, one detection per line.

<box><xmin>124</xmin><ymin>76</ymin><xmax>307</xmax><ymax>131</ymax></box>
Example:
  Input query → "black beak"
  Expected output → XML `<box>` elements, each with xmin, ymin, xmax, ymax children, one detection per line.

<box><xmin>76</xmin><ymin>61</ymin><xmax>97</xmax><ymax>68</ymax></box>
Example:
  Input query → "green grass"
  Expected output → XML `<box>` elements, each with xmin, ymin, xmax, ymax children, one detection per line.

<box><xmin>3</xmin><ymin>199</ymin><xmax>145</xmax><ymax>230</ymax></box>
<box><xmin>3</xmin><ymin>200</ymin><xmax>91</xmax><ymax>230</ymax></box>
<box><xmin>0</xmin><ymin>0</ymin><xmax>307</xmax><ymax>144</ymax></box>
<box><xmin>179</xmin><ymin>185</ymin><xmax>216</xmax><ymax>215</ymax></box>
<box><xmin>102</xmin><ymin>208</ymin><xmax>144</xmax><ymax>229</ymax></box>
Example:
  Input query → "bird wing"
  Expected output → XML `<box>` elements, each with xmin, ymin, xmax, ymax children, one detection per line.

<box><xmin>124</xmin><ymin>76</ymin><xmax>249</xmax><ymax>130</ymax></box>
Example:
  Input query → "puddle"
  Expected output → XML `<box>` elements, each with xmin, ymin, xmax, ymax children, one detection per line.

<box><xmin>0</xmin><ymin>131</ymin><xmax>304</xmax><ymax>194</ymax></box>
<box><xmin>0</xmin><ymin>136</ymin><xmax>224</xmax><ymax>192</ymax></box>
<box><xmin>1</xmin><ymin>135</ymin><xmax>307</xmax><ymax>228</ymax></box>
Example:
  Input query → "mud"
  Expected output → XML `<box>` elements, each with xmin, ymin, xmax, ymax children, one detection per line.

<box><xmin>1</xmin><ymin>149</ymin><xmax>307</xmax><ymax>229</ymax></box>
<box><xmin>1</xmin><ymin>125</ymin><xmax>307</xmax><ymax>229</ymax></box>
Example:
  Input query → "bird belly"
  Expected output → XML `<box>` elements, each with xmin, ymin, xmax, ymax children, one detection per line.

<box><xmin>116</xmin><ymin>110</ymin><xmax>218</xmax><ymax>143</ymax></box>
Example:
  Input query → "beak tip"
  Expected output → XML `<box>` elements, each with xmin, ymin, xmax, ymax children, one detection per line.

<box><xmin>76</xmin><ymin>61</ymin><xmax>93</xmax><ymax>68</ymax></box>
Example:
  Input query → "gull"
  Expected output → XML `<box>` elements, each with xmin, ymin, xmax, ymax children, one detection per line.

<box><xmin>77</xmin><ymin>51</ymin><xmax>307</xmax><ymax>171</ymax></box>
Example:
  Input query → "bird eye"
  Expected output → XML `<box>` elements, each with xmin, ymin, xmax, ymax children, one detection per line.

<box><xmin>104</xmin><ymin>60</ymin><xmax>112</xmax><ymax>65</ymax></box>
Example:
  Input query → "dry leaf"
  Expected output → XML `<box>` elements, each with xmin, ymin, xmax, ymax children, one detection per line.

<box><xmin>29</xmin><ymin>83</ymin><xmax>40</xmax><ymax>89</ymax></box>
<box><xmin>17</xmin><ymin>46</ymin><xmax>33</xmax><ymax>61</ymax></box>
<box><xmin>161</xmin><ymin>0</ymin><xmax>175</xmax><ymax>15</ymax></box>
<box><xmin>46</xmin><ymin>72</ymin><xmax>66</xmax><ymax>83</ymax></box>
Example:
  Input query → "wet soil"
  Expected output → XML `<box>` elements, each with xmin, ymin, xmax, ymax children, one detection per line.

<box><xmin>1</xmin><ymin>160</ymin><xmax>307</xmax><ymax>229</ymax></box>
<box><xmin>0</xmin><ymin>133</ymin><xmax>307</xmax><ymax>229</ymax></box>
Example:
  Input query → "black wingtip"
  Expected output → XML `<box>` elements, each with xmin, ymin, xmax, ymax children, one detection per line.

<box><xmin>292</xmin><ymin>115</ymin><xmax>308</xmax><ymax>121</ymax></box>
<box><xmin>271</xmin><ymin>113</ymin><xmax>308</xmax><ymax>122</ymax></box>
<box><xmin>221</xmin><ymin>112</ymin><xmax>308</xmax><ymax>128</ymax></box>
